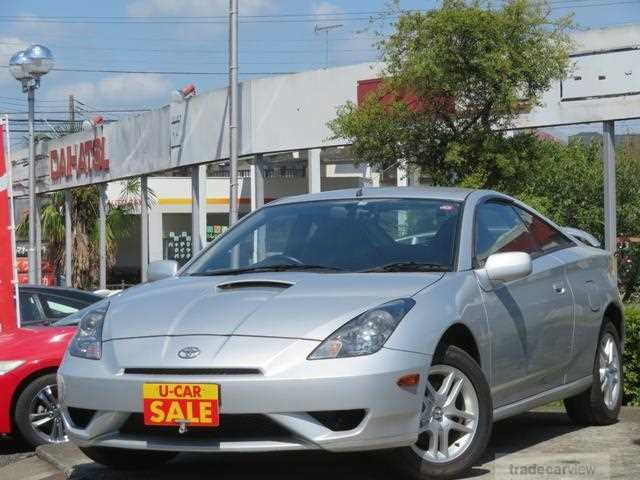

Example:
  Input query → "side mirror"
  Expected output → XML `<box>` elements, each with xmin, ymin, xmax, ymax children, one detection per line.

<box><xmin>148</xmin><ymin>260</ymin><xmax>178</xmax><ymax>282</ymax></box>
<box><xmin>482</xmin><ymin>252</ymin><xmax>532</xmax><ymax>285</ymax></box>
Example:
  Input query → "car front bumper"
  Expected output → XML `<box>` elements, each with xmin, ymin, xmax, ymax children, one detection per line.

<box><xmin>58</xmin><ymin>335</ymin><xmax>431</xmax><ymax>453</ymax></box>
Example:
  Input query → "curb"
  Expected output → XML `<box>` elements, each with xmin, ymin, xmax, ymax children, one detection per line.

<box><xmin>35</xmin><ymin>444</ymin><xmax>90</xmax><ymax>479</ymax></box>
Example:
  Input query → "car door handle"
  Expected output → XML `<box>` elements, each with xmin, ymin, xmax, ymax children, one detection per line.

<box><xmin>553</xmin><ymin>283</ymin><xmax>566</xmax><ymax>295</ymax></box>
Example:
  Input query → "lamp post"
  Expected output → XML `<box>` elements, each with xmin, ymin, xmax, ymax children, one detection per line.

<box><xmin>9</xmin><ymin>45</ymin><xmax>54</xmax><ymax>284</ymax></box>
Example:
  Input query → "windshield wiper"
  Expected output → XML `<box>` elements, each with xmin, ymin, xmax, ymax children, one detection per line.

<box><xmin>191</xmin><ymin>264</ymin><xmax>346</xmax><ymax>276</ymax></box>
<box><xmin>362</xmin><ymin>262</ymin><xmax>449</xmax><ymax>273</ymax></box>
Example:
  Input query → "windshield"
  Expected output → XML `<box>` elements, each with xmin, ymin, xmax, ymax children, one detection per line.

<box><xmin>183</xmin><ymin>198</ymin><xmax>461</xmax><ymax>275</ymax></box>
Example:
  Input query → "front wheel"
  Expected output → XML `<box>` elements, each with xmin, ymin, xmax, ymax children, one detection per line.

<box><xmin>14</xmin><ymin>373</ymin><xmax>67</xmax><ymax>447</ymax></box>
<box><xmin>79</xmin><ymin>446</ymin><xmax>178</xmax><ymax>469</ymax></box>
<box><xmin>390</xmin><ymin>345</ymin><xmax>493</xmax><ymax>480</ymax></box>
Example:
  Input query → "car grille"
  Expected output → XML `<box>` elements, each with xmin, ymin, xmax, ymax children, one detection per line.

<box><xmin>123</xmin><ymin>368</ymin><xmax>262</xmax><ymax>376</ymax></box>
<box><xmin>119</xmin><ymin>413</ymin><xmax>291</xmax><ymax>441</ymax></box>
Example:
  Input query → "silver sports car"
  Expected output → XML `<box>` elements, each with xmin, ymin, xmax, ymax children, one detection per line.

<box><xmin>58</xmin><ymin>187</ymin><xmax>623</xmax><ymax>479</ymax></box>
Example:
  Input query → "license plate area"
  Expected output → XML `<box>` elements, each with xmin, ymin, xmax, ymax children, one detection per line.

<box><xmin>143</xmin><ymin>383</ymin><xmax>219</xmax><ymax>427</ymax></box>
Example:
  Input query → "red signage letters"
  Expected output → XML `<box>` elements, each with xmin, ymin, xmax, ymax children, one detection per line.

<box><xmin>50</xmin><ymin>137</ymin><xmax>110</xmax><ymax>182</ymax></box>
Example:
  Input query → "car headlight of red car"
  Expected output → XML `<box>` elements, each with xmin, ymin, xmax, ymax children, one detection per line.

<box><xmin>69</xmin><ymin>301</ymin><xmax>110</xmax><ymax>360</ymax></box>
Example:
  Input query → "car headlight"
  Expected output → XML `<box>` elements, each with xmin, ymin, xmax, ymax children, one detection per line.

<box><xmin>308</xmin><ymin>298</ymin><xmax>416</xmax><ymax>360</ymax></box>
<box><xmin>0</xmin><ymin>360</ymin><xmax>25</xmax><ymax>375</ymax></box>
<box><xmin>69</xmin><ymin>301</ymin><xmax>109</xmax><ymax>360</ymax></box>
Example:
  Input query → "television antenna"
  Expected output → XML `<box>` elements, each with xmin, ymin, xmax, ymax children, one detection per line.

<box><xmin>314</xmin><ymin>23</ymin><xmax>343</xmax><ymax>69</ymax></box>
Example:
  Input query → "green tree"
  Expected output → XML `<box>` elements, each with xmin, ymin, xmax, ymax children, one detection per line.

<box><xmin>330</xmin><ymin>0</ymin><xmax>573</xmax><ymax>186</ymax></box>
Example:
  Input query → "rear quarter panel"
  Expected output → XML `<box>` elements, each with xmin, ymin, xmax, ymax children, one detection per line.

<box><xmin>551</xmin><ymin>245</ymin><xmax>621</xmax><ymax>383</ymax></box>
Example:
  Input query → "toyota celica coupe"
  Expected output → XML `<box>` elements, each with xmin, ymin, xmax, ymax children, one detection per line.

<box><xmin>58</xmin><ymin>187</ymin><xmax>623</xmax><ymax>479</ymax></box>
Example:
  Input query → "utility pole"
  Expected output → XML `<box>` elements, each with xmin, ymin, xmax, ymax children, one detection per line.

<box><xmin>228</xmin><ymin>0</ymin><xmax>239</xmax><ymax>226</ymax></box>
<box><xmin>314</xmin><ymin>24</ymin><xmax>343</xmax><ymax>69</ymax></box>
<box><xmin>27</xmin><ymin>86</ymin><xmax>37</xmax><ymax>284</ymax></box>
<box><xmin>68</xmin><ymin>94</ymin><xmax>75</xmax><ymax>131</ymax></box>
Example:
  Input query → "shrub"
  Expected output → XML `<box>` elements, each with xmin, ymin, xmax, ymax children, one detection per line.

<box><xmin>623</xmin><ymin>305</ymin><xmax>640</xmax><ymax>406</ymax></box>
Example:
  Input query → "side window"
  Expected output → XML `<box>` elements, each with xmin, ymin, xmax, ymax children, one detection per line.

<box><xmin>39</xmin><ymin>294</ymin><xmax>84</xmax><ymax>319</ymax></box>
<box><xmin>513</xmin><ymin>206</ymin><xmax>573</xmax><ymax>253</ymax></box>
<box><xmin>474</xmin><ymin>201</ymin><xmax>539</xmax><ymax>266</ymax></box>
<box><xmin>19</xmin><ymin>292</ymin><xmax>42</xmax><ymax>324</ymax></box>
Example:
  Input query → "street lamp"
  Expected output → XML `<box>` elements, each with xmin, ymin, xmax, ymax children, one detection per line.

<box><xmin>9</xmin><ymin>45</ymin><xmax>54</xmax><ymax>284</ymax></box>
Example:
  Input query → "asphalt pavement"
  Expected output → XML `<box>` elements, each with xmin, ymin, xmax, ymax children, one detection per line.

<box><xmin>0</xmin><ymin>437</ymin><xmax>34</xmax><ymax>469</ymax></box>
<box><xmin>2</xmin><ymin>407</ymin><xmax>639</xmax><ymax>479</ymax></box>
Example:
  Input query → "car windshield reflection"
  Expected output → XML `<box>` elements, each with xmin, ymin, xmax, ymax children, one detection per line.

<box><xmin>183</xmin><ymin>198</ymin><xmax>461</xmax><ymax>275</ymax></box>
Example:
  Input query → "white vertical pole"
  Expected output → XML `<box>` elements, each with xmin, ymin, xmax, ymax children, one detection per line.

<box><xmin>140</xmin><ymin>176</ymin><xmax>149</xmax><ymax>282</ymax></box>
<box><xmin>228</xmin><ymin>0</ymin><xmax>240</xmax><ymax>226</ymax></box>
<box><xmin>35</xmin><ymin>195</ymin><xmax>41</xmax><ymax>284</ymax></box>
<box><xmin>64</xmin><ymin>190</ymin><xmax>72</xmax><ymax>287</ymax></box>
<box><xmin>98</xmin><ymin>184</ymin><xmax>107</xmax><ymax>290</ymax></box>
<box><xmin>198</xmin><ymin>165</ymin><xmax>207</xmax><ymax>248</ymax></box>
<box><xmin>250</xmin><ymin>154</ymin><xmax>264</xmax><ymax>211</ymax></box>
<box><xmin>603</xmin><ymin>121</ymin><xmax>617</xmax><ymax>256</ymax></box>
<box><xmin>27</xmin><ymin>87</ymin><xmax>37</xmax><ymax>284</ymax></box>
<box><xmin>308</xmin><ymin>149</ymin><xmax>322</xmax><ymax>193</ymax></box>
<box><xmin>191</xmin><ymin>165</ymin><xmax>207</xmax><ymax>255</ymax></box>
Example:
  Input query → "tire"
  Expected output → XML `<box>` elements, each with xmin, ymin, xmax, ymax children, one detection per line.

<box><xmin>564</xmin><ymin>321</ymin><xmax>622</xmax><ymax>426</ymax></box>
<box><xmin>79</xmin><ymin>446</ymin><xmax>178</xmax><ymax>469</ymax></box>
<box><xmin>390</xmin><ymin>345</ymin><xmax>493</xmax><ymax>480</ymax></box>
<box><xmin>14</xmin><ymin>373</ymin><xmax>67</xmax><ymax>447</ymax></box>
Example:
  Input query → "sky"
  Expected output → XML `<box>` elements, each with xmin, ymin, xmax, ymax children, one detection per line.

<box><xmin>0</xmin><ymin>0</ymin><xmax>639</xmax><ymax>144</ymax></box>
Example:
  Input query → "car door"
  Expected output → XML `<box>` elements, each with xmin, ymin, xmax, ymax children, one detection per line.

<box><xmin>475</xmin><ymin>200</ymin><xmax>574</xmax><ymax>407</ymax></box>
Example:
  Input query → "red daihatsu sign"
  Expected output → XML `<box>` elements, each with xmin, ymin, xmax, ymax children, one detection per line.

<box><xmin>50</xmin><ymin>137</ymin><xmax>110</xmax><ymax>183</ymax></box>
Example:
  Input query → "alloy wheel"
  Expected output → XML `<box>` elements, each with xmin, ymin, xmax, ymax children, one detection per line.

<box><xmin>28</xmin><ymin>384</ymin><xmax>67</xmax><ymax>444</ymax></box>
<box><xmin>598</xmin><ymin>332</ymin><xmax>621</xmax><ymax>410</ymax></box>
<box><xmin>411</xmin><ymin>364</ymin><xmax>479</xmax><ymax>463</ymax></box>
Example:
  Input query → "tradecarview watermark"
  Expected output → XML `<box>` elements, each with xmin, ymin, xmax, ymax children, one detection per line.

<box><xmin>494</xmin><ymin>453</ymin><xmax>610</xmax><ymax>479</ymax></box>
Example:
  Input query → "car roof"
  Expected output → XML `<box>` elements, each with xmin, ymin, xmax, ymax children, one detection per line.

<box><xmin>269</xmin><ymin>186</ymin><xmax>479</xmax><ymax>206</ymax></box>
<box><xmin>19</xmin><ymin>285</ymin><xmax>103</xmax><ymax>301</ymax></box>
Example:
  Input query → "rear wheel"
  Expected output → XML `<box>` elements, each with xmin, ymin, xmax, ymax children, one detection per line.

<box><xmin>390</xmin><ymin>345</ymin><xmax>492</xmax><ymax>480</ymax></box>
<box><xmin>14</xmin><ymin>373</ymin><xmax>67</xmax><ymax>447</ymax></box>
<box><xmin>564</xmin><ymin>321</ymin><xmax>622</xmax><ymax>425</ymax></box>
<box><xmin>79</xmin><ymin>446</ymin><xmax>178</xmax><ymax>469</ymax></box>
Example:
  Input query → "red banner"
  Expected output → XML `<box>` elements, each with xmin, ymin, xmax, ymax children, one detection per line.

<box><xmin>0</xmin><ymin>124</ymin><xmax>17</xmax><ymax>333</ymax></box>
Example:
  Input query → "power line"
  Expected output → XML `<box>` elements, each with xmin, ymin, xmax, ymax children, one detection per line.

<box><xmin>0</xmin><ymin>10</ymin><xmax>399</xmax><ymax>22</ymax></box>
<box><xmin>0</xmin><ymin>65</ymin><xmax>294</xmax><ymax>76</ymax></box>
<box><xmin>0</xmin><ymin>16</ymin><xmax>388</xmax><ymax>25</ymax></box>
<box><xmin>0</xmin><ymin>11</ymin><xmax>395</xmax><ymax>20</ymax></box>
<box><xmin>0</xmin><ymin>40</ymin><xmax>377</xmax><ymax>55</ymax></box>
<box><xmin>1</xmin><ymin>109</ymin><xmax>151</xmax><ymax>114</ymax></box>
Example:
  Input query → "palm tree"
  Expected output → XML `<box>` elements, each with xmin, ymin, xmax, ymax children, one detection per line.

<box><xmin>17</xmin><ymin>180</ymin><xmax>149</xmax><ymax>289</ymax></box>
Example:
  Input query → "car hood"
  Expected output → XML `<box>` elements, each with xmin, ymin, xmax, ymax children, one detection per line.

<box><xmin>102</xmin><ymin>272</ymin><xmax>444</xmax><ymax>341</ymax></box>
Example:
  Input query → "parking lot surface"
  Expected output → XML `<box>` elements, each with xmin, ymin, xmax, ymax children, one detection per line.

<box><xmin>2</xmin><ymin>407</ymin><xmax>639</xmax><ymax>479</ymax></box>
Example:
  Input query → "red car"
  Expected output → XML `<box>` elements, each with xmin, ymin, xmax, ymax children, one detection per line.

<box><xmin>0</xmin><ymin>326</ymin><xmax>75</xmax><ymax>446</ymax></box>
<box><xmin>0</xmin><ymin>286</ymin><xmax>103</xmax><ymax>446</ymax></box>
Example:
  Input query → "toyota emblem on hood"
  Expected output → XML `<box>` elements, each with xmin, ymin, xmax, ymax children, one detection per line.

<box><xmin>177</xmin><ymin>347</ymin><xmax>201</xmax><ymax>359</ymax></box>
